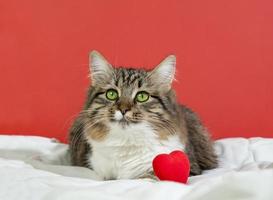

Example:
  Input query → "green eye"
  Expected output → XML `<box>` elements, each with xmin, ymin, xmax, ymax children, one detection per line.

<box><xmin>106</xmin><ymin>89</ymin><xmax>118</xmax><ymax>101</ymax></box>
<box><xmin>136</xmin><ymin>91</ymin><xmax>149</xmax><ymax>103</ymax></box>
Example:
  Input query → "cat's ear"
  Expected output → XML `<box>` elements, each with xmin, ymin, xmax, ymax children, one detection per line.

<box><xmin>89</xmin><ymin>50</ymin><xmax>113</xmax><ymax>85</ymax></box>
<box><xmin>148</xmin><ymin>55</ymin><xmax>176</xmax><ymax>90</ymax></box>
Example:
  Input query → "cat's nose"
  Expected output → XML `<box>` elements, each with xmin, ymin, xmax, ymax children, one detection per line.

<box><xmin>119</xmin><ymin>108</ymin><xmax>130</xmax><ymax>115</ymax></box>
<box><xmin>117</xmin><ymin>99</ymin><xmax>132</xmax><ymax>115</ymax></box>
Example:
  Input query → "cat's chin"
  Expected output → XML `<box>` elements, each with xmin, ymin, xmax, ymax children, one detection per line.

<box><xmin>111</xmin><ymin>118</ymin><xmax>134</xmax><ymax>127</ymax></box>
<box><xmin>117</xmin><ymin>119</ymin><xmax>130</xmax><ymax>127</ymax></box>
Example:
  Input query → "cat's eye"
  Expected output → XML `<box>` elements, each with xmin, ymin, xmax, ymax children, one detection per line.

<box><xmin>106</xmin><ymin>89</ymin><xmax>118</xmax><ymax>101</ymax></box>
<box><xmin>135</xmin><ymin>91</ymin><xmax>149</xmax><ymax>103</ymax></box>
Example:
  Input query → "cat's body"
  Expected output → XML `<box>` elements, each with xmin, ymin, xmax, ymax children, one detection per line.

<box><xmin>69</xmin><ymin>51</ymin><xmax>217</xmax><ymax>180</ymax></box>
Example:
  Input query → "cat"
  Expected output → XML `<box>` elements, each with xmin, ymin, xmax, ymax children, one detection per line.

<box><xmin>69</xmin><ymin>50</ymin><xmax>217</xmax><ymax>180</ymax></box>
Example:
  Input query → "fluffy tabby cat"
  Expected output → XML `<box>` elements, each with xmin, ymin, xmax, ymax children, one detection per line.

<box><xmin>69</xmin><ymin>51</ymin><xmax>217</xmax><ymax>180</ymax></box>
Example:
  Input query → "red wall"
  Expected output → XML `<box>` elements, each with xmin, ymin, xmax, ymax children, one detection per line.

<box><xmin>1</xmin><ymin>0</ymin><xmax>273</xmax><ymax>142</ymax></box>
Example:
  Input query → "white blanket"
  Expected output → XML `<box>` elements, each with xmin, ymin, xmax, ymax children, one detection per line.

<box><xmin>0</xmin><ymin>135</ymin><xmax>272</xmax><ymax>200</ymax></box>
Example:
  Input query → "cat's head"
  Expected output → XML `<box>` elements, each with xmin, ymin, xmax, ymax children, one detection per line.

<box><xmin>85</xmin><ymin>50</ymin><xmax>178</xmax><ymax>131</ymax></box>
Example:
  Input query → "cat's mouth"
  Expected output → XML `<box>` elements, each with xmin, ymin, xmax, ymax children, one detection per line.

<box><xmin>113</xmin><ymin>110</ymin><xmax>130</xmax><ymax>124</ymax></box>
<box><xmin>111</xmin><ymin>110</ymin><xmax>140</xmax><ymax>126</ymax></box>
<box><xmin>112</xmin><ymin>115</ymin><xmax>131</xmax><ymax>126</ymax></box>
<box><xmin>115</xmin><ymin>116</ymin><xmax>130</xmax><ymax>125</ymax></box>
<box><xmin>118</xmin><ymin>118</ymin><xmax>129</xmax><ymax>125</ymax></box>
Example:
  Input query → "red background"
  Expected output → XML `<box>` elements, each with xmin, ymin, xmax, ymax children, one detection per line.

<box><xmin>1</xmin><ymin>0</ymin><xmax>273</xmax><ymax>142</ymax></box>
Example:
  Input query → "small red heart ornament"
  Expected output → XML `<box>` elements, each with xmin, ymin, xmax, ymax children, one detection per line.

<box><xmin>152</xmin><ymin>150</ymin><xmax>190</xmax><ymax>183</ymax></box>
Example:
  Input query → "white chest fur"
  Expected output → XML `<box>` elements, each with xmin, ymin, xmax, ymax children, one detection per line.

<box><xmin>87</xmin><ymin>122</ymin><xmax>185</xmax><ymax>180</ymax></box>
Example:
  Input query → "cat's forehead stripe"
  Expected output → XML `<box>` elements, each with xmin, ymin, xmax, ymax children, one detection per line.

<box><xmin>114</xmin><ymin>68</ymin><xmax>146</xmax><ymax>87</ymax></box>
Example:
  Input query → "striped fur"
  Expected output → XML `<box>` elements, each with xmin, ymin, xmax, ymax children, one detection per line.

<box><xmin>69</xmin><ymin>51</ymin><xmax>217</xmax><ymax>179</ymax></box>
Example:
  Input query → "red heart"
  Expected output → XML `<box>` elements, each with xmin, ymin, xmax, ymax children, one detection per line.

<box><xmin>152</xmin><ymin>150</ymin><xmax>190</xmax><ymax>183</ymax></box>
